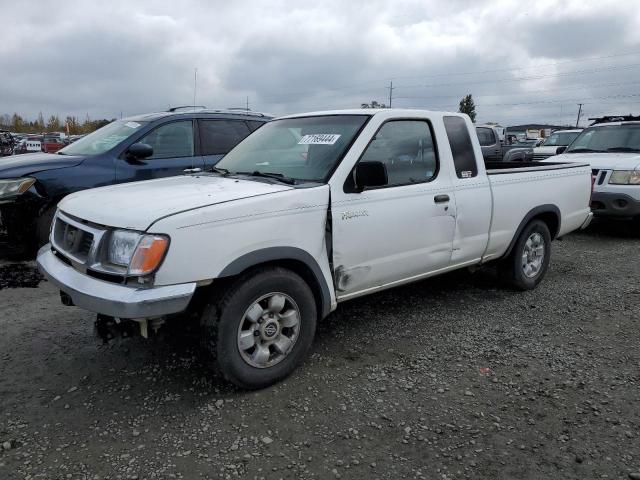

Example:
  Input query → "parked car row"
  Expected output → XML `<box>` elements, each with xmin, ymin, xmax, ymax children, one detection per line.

<box><xmin>0</xmin><ymin>132</ymin><xmax>87</xmax><ymax>156</ymax></box>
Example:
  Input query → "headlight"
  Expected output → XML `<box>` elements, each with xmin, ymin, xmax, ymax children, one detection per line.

<box><xmin>609</xmin><ymin>170</ymin><xmax>640</xmax><ymax>185</ymax></box>
<box><xmin>108</xmin><ymin>230</ymin><xmax>169</xmax><ymax>275</ymax></box>
<box><xmin>0</xmin><ymin>178</ymin><xmax>36</xmax><ymax>199</ymax></box>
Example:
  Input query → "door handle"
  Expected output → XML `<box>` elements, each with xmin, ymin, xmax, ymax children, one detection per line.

<box><xmin>183</xmin><ymin>168</ymin><xmax>202</xmax><ymax>173</ymax></box>
<box><xmin>434</xmin><ymin>194</ymin><xmax>450</xmax><ymax>204</ymax></box>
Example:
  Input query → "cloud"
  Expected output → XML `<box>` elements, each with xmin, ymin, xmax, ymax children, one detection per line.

<box><xmin>1</xmin><ymin>0</ymin><xmax>639</xmax><ymax>126</ymax></box>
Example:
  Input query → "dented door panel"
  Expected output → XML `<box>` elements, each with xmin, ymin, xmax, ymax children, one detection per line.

<box><xmin>331</xmin><ymin>183</ymin><xmax>456</xmax><ymax>298</ymax></box>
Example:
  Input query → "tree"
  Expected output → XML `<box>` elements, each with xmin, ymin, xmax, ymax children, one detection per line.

<box><xmin>47</xmin><ymin>115</ymin><xmax>61</xmax><ymax>132</ymax></box>
<box><xmin>65</xmin><ymin>116</ymin><xmax>80</xmax><ymax>135</ymax></box>
<box><xmin>11</xmin><ymin>113</ymin><xmax>24</xmax><ymax>132</ymax></box>
<box><xmin>361</xmin><ymin>100</ymin><xmax>387</xmax><ymax>109</ymax></box>
<box><xmin>36</xmin><ymin>111</ymin><xmax>45</xmax><ymax>131</ymax></box>
<box><xmin>458</xmin><ymin>94</ymin><xmax>476</xmax><ymax>122</ymax></box>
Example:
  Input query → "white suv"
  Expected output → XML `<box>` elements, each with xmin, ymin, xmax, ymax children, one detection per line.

<box><xmin>552</xmin><ymin>116</ymin><xmax>640</xmax><ymax>221</ymax></box>
<box><xmin>532</xmin><ymin>129</ymin><xmax>582</xmax><ymax>161</ymax></box>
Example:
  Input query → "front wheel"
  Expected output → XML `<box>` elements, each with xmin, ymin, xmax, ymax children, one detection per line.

<box><xmin>500</xmin><ymin>219</ymin><xmax>551</xmax><ymax>290</ymax></box>
<box><xmin>201</xmin><ymin>267</ymin><xmax>317</xmax><ymax>389</ymax></box>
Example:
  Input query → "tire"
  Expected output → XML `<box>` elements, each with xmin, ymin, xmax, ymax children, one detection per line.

<box><xmin>500</xmin><ymin>219</ymin><xmax>551</xmax><ymax>290</ymax></box>
<box><xmin>35</xmin><ymin>206</ymin><xmax>56</xmax><ymax>248</ymax></box>
<box><xmin>201</xmin><ymin>267</ymin><xmax>317</xmax><ymax>389</ymax></box>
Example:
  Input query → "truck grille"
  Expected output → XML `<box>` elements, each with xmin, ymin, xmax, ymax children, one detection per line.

<box><xmin>50</xmin><ymin>211</ymin><xmax>131</xmax><ymax>284</ymax></box>
<box><xmin>52</xmin><ymin>216</ymin><xmax>95</xmax><ymax>263</ymax></box>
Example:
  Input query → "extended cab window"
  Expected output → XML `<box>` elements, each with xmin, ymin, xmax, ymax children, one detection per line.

<box><xmin>140</xmin><ymin>120</ymin><xmax>194</xmax><ymax>159</ymax></box>
<box><xmin>476</xmin><ymin>127</ymin><xmax>496</xmax><ymax>146</ymax></box>
<box><xmin>199</xmin><ymin>120</ymin><xmax>251</xmax><ymax>155</ymax></box>
<box><xmin>358</xmin><ymin>120</ymin><xmax>438</xmax><ymax>187</ymax></box>
<box><xmin>444</xmin><ymin>116</ymin><xmax>478</xmax><ymax>179</ymax></box>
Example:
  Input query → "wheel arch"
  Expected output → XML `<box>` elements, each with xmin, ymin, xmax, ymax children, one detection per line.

<box><xmin>217</xmin><ymin>247</ymin><xmax>333</xmax><ymax>319</ymax></box>
<box><xmin>501</xmin><ymin>204</ymin><xmax>560</xmax><ymax>259</ymax></box>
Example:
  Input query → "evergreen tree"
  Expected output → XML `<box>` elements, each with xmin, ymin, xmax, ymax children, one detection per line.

<box><xmin>458</xmin><ymin>94</ymin><xmax>476</xmax><ymax>122</ymax></box>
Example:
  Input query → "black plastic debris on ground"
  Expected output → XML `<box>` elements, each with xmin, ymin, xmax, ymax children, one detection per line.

<box><xmin>0</xmin><ymin>264</ymin><xmax>43</xmax><ymax>289</ymax></box>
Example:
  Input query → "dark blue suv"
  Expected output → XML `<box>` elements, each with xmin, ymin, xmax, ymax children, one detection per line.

<box><xmin>0</xmin><ymin>108</ymin><xmax>271</xmax><ymax>254</ymax></box>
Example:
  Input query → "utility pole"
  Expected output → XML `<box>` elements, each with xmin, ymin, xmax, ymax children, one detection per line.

<box><xmin>388</xmin><ymin>81</ymin><xmax>394</xmax><ymax>108</ymax></box>
<box><xmin>575</xmin><ymin>103</ymin><xmax>583</xmax><ymax>128</ymax></box>
<box><xmin>246</xmin><ymin>96</ymin><xmax>250</xmax><ymax>111</ymax></box>
<box><xmin>193</xmin><ymin>68</ymin><xmax>198</xmax><ymax>109</ymax></box>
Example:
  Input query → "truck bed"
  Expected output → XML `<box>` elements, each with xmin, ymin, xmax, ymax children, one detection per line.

<box><xmin>482</xmin><ymin>160</ymin><xmax>592</xmax><ymax>261</ymax></box>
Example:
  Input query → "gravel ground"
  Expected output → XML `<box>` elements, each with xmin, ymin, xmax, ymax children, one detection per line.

<box><xmin>1</xmin><ymin>219</ymin><xmax>639</xmax><ymax>480</ymax></box>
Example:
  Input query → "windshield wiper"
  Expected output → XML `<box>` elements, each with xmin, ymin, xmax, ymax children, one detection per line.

<box><xmin>606</xmin><ymin>147</ymin><xmax>640</xmax><ymax>153</ymax></box>
<box><xmin>566</xmin><ymin>148</ymin><xmax>604</xmax><ymax>153</ymax></box>
<box><xmin>210</xmin><ymin>166</ymin><xmax>230</xmax><ymax>175</ymax></box>
<box><xmin>235</xmin><ymin>171</ymin><xmax>297</xmax><ymax>185</ymax></box>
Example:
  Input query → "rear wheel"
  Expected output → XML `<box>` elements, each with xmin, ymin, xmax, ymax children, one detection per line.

<box><xmin>500</xmin><ymin>219</ymin><xmax>551</xmax><ymax>290</ymax></box>
<box><xmin>201</xmin><ymin>267</ymin><xmax>317</xmax><ymax>389</ymax></box>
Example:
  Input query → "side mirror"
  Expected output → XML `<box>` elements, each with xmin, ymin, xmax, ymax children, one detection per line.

<box><xmin>354</xmin><ymin>161</ymin><xmax>388</xmax><ymax>192</ymax></box>
<box><xmin>126</xmin><ymin>142</ymin><xmax>153</xmax><ymax>160</ymax></box>
<box><xmin>556</xmin><ymin>146</ymin><xmax>567</xmax><ymax>155</ymax></box>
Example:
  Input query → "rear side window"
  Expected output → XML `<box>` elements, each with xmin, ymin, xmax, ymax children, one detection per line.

<box><xmin>476</xmin><ymin>127</ymin><xmax>496</xmax><ymax>146</ymax></box>
<box><xmin>199</xmin><ymin>120</ymin><xmax>251</xmax><ymax>155</ymax></box>
<box><xmin>444</xmin><ymin>116</ymin><xmax>478</xmax><ymax>179</ymax></box>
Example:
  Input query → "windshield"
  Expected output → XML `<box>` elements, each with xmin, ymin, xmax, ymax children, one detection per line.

<box><xmin>543</xmin><ymin>131</ymin><xmax>580</xmax><ymax>147</ymax></box>
<box><xmin>566</xmin><ymin>124</ymin><xmax>640</xmax><ymax>153</ymax></box>
<box><xmin>58</xmin><ymin>120</ymin><xmax>147</xmax><ymax>156</ymax></box>
<box><xmin>216</xmin><ymin>115</ymin><xmax>370</xmax><ymax>182</ymax></box>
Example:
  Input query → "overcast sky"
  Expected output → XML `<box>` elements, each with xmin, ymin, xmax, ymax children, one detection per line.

<box><xmin>1</xmin><ymin>0</ymin><xmax>639</xmax><ymax>126</ymax></box>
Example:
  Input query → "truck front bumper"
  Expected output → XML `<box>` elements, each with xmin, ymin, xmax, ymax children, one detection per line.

<box><xmin>37</xmin><ymin>246</ymin><xmax>196</xmax><ymax>319</ymax></box>
<box><xmin>591</xmin><ymin>191</ymin><xmax>640</xmax><ymax>218</ymax></box>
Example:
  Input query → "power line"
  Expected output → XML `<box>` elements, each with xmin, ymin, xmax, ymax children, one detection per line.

<box><xmin>257</xmin><ymin>53</ymin><xmax>640</xmax><ymax>102</ymax></box>
<box><xmin>393</xmin><ymin>80</ymin><xmax>640</xmax><ymax>102</ymax></box>
<box><xmin>387</xmin><ymin>50</ymin><xmax>640</xmax><ymax>81</ymax></box>
<box><xmin>393</xmin><ymin>63</ymin><xmax>640</xmax><ymax>90</ymax></box>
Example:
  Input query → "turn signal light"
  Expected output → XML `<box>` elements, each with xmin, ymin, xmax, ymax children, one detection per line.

<box><xmin>129</xmin><ymin>235</ymin><xmax>169</xmax><ymax>276</ymax></box>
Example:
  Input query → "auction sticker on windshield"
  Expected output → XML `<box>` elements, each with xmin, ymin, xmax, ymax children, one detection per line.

<box><xmin>125</xmin><ymin>122</ymin><xmax>141</xmax><ymax>129</ymax></box>
<box><xmin>298</xmin><ymin>134</ymin><xmax>341</xmax><ymax>145</ymax></box>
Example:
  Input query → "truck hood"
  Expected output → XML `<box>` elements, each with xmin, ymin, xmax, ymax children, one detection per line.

<box><xmin>551</xmin><ymin>152</ymin><xmax>640</xmax><ymax>171</ymax></box>
<box><xmin>534</xmin><ymin>146</ymin><xmax>563</xmax><ymax>155</ymax></box>
<box><xmin>58</xmin><ymin>174</ymin><xmax>294</xmax><ymax>231</ymax></box>
<box><xmin>0</xmin><ymin>152</ymin><xmax>85</xmax><ymax>178</ymax></box>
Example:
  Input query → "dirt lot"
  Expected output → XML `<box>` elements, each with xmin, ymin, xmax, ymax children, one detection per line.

<box><xmin>1</xmin><ymin>219</ymin><xmax>639</xmax><ymax>480</ymax></box>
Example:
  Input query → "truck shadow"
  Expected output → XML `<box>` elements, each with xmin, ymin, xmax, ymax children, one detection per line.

<box><xmin>574</xmin><ymin>217</ymin><xmax>639</xmax><ymax>239</ymax></box>
<box><xmin>0</xmin><ymin>262</ymin><xmax>43</xmax><ymax>289</ymax></box>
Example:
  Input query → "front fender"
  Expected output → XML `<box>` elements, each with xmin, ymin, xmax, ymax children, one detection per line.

<box><xmin>219</xmin><ymin>247</ymin><xmax>333</xmax><ymax>318</ymax></box>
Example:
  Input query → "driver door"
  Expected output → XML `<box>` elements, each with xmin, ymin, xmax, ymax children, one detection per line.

<box><xmin>331</xmin><ymin>119</ymin><xmax>456</xmax><ymax>299</ymax></box>
<box><xmin>116</xmin><ymin>120</ymin><xmax>204</xmax><ymax>183</ymax></box>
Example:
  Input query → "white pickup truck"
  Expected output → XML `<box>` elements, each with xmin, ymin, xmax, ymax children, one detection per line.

<box><xmin>37</xmin><ymin>109</ymin><xmax>593</xmax><ymax>389</ymax></box>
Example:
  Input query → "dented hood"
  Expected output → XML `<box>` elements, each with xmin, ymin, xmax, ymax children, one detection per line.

<box><xmin>58</xmin><ymin>174</ymin><xmax>293</xmax><ymax>231</ymax></box>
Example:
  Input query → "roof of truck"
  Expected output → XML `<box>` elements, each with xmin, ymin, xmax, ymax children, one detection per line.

<box><xmin>277</xmin><ymin>108</ymin><xmax>466</xmax><ymax>119</ymax></box>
